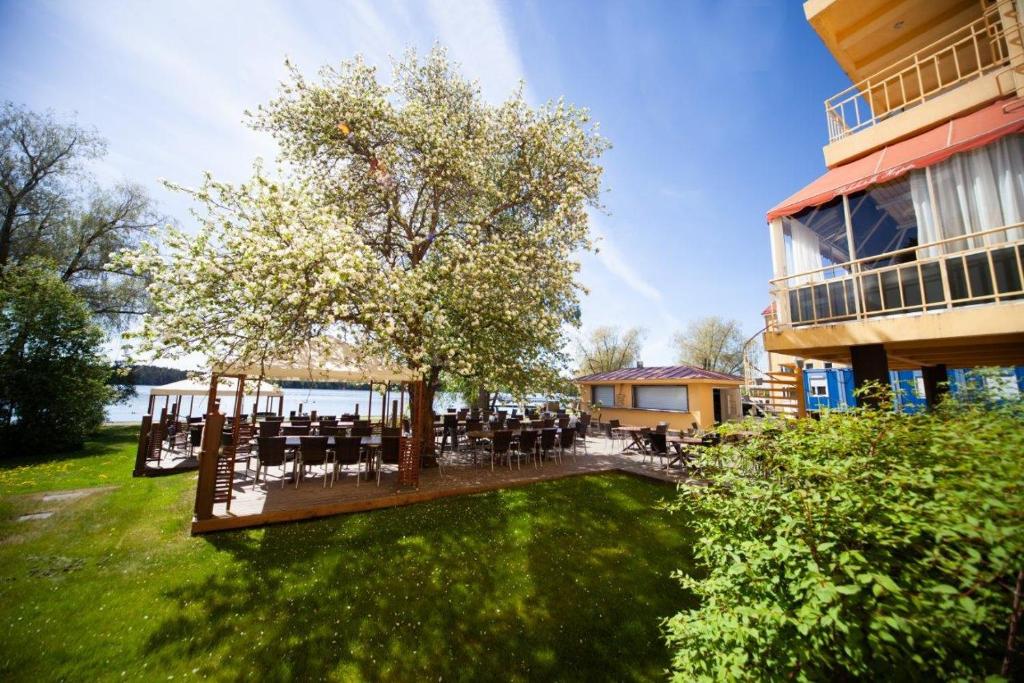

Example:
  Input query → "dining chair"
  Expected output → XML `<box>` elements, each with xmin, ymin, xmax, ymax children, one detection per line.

<box><xmin>376</xmin><ymin>436</ymin><xmax>402</xmax><ymax>487</ymax></box>
<box><xmin>489</xmin><ymin>429</ymin><xmax>513</xmax><ymax>471</ymax></box>
<box><xmin>332</xmin><ymin>436</ymin><xmax>364</xmax><ymax>486</ymax></box>
<box><xmin>558</xmin><ymin>428</ymin><xmax>577</xmax><ymax>463</ymax></box>
<box><xmin>255</xmin><ymin>436</ymin><xmax>289</xmax><ymax>489</ymax></box>
<box><xmin>516</xmin><ymin>428</ymin><xmax>539</xmax><ymax>468</ymax></box>
<box><xmin>296</xmin><ymin>436</ymin><xmax>332</xmax><ymax>488</ymax></box>
<box><xmin>539</xmin><ymin>427</ymin><xmax>558</xmax><ymax>464</ymax></box>
<box><xmin>645</xmin><ymin>432</ymin><xmax>670</xmax><ymax>469</ymax></box>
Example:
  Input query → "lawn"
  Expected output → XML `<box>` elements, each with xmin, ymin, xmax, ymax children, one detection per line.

<box><xmin>0</xmin><ymin>426</ymin><xmax>697</xmax><ymax>681</ymax></box>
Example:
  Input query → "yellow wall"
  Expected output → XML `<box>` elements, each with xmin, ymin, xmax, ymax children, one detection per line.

<box><xmin>578</xmin><ymin>380</ymin><xmax>743</xmax><ymax>430</ymax></box>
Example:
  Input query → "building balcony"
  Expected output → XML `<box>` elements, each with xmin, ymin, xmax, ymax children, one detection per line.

<box><xmin>768</xmin><ymin>223</ymin><xmax>1024</xmax><ymax>331</ymax></box>
<box><xmin>820</xmin><ymin>0</ymin><xmax>1023</xmax><ymax>166</ymax></box>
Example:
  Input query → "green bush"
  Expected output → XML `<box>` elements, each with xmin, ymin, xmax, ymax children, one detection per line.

<box><xmin>665</xmin><ymin>394</ymin><xmax>1024</xmax><ymax>680</ymax></box>
<box><xmin>0</xmin><ymin>264</ymin><xmax>115</xmax><ymax>455</ymax></box>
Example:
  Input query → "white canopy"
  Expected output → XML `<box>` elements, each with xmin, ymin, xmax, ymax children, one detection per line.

<box><xmin>149</xmin><ymin>377</ymin><xmax>284</xmax><ymax>398</ymax></box>
<box><xmin>211</xmin><ymin>336</ymin><xmax>420</xmax><ymax>384</ymax></box>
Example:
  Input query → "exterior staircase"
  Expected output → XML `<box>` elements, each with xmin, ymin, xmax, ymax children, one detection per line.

<box><xmin>742</xmin><ymin>328</ymin><xmax>805</xmax><ymax>419</ymax></box>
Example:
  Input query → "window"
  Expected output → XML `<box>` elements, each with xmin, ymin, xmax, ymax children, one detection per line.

<box><xmin>804</xmin><ymin>362</ymin><xmax>814</xmax><ymax>369</ymax></box>
<box><xmin>809</xmin><ymin>376</ymin><xmax>828</xmax><ymax>397</ymax></box>
<box><xmin>592</xmin><ymin>385</ymin><xmax>615</xmax><ymax>407</ymax></box>
<box><xmin>632</xmin><ymin>385</ymin><xmax>688</xmax><ymax>412</ymax></box>
<box><xmin>824</xmin><ymin>362</ymin><xmax>833</xmax><ymax>369</ymax></box>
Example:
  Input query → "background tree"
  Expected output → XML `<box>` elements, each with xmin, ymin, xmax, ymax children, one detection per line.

<box><xmin>123</xmin><ymin>48</ymin><xmax>607</xmax><ymax>427</ymax></box>
<box><xmin>1</xmin><ymin>102</ymin><xmax>161</xmax><ymax>328</ymax></box>
<box><xmin>576</xmin><ymin>325</ymin><xmax>644</xmax><ymax>375</ymax></box>
<box><xmin>0</xmin><ymin>263</ymin><xmax>115</xmax><ymax>454</ymax></box>
<box><xmin>672</xmin><ymin>316</ymin><xmax>745</xmax><ymax>375</ymax></box>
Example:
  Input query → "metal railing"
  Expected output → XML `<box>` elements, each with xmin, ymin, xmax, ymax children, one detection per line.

<box><xmin>825</xmin><ymin>0</ymin><xmax>1022</xmax><ymax>143</ymax></box>
<box><xmin>768</xmin><ymin>223</ymin><xmax>1024</xmax><ymax>330</ymax></box>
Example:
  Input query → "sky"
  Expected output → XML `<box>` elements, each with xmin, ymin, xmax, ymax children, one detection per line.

<box><xmin>0</xmin><ymin>0</ymin><xmax>852</xmax><ymax>368</ymax></box>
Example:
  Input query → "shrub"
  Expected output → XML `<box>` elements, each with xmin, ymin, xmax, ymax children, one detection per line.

<box><xmin>665</xmin><ymin>394</ymin><xmax>1024</xmax><ymax>680</ymax></box>
<box><xmin>0</xmin><ymin>264</ymin><xmax>115</xmax><ymax>455</ymax></box>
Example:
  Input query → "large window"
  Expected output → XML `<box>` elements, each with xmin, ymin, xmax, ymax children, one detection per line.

<box><xmin>591</xmin><ymin>385</ymin><xmax>615</xmax><ymax>406</ymax></box>
<box><xmin>632</xmin><ymin>385</ymin><xmax>688</xmax><ymax>412</ymax></box>
<box><xmin>848</xmin><ymin>177</ymin><xmax>919</xmax><ymax>268</ymax></box>
<box><xmin>782</xmin><ymin>196</ymin><xmax>850</xmax><ymax>284</ymax></box>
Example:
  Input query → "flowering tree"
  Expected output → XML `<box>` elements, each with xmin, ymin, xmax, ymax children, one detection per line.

<box><xmin>121</xmin><ymin>47</ymin><xmax>607</xmax><ymax>429</ymax></box>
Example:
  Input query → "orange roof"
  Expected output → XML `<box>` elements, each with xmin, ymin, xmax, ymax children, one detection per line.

<box><xmin>767</xmin><ymin>97</ymin><xmax>1024</xmax><ymax>222</ymax></box>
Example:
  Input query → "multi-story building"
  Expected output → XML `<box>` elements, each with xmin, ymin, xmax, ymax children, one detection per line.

<box><xmin>764</xmin><ymin>0</ymin><xmax>1024</xmax><ymax>406</ymax></box>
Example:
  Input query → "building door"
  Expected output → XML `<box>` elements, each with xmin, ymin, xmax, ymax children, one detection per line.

<box><xmin>712</xmin><ymin>389</ymin><xmax>722</xmax><ymax>424</ymax></box>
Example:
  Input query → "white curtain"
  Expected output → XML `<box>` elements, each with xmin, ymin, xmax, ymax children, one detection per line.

<box><xmin>785</xmin><ymin>217</ymin><xmax>824</xmax><ymax>284</ymax></box>
<box><xmin>913</xmin><ymin>135</ymin><xmax>1024</xmax><ymax>257</ymax></box>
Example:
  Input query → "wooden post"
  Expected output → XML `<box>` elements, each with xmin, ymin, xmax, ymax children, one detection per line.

<box><xmin>133</xmin><ymin>414</ymin><xmax>153</xmax><ymax>477</ymax></box>
<box><xmin>795</xmin><ymin>364</ymin><xmax>807</xmax><ymax>419</ymax></box>
<box><xmin>277</xmin><ymin>396</ymin><xmax>283</xmax><ymax>417</ymax></box>
<box><xmin>398</xmin><ymin>384</ymin><xmax>405</xmax><ymax>430</ymax></box>
<box><xmin>194</xmin><ymin>411</ymin><xmax>225</xmax><ymax>521</ymax></box>
<box><xmin>391</xmin><ymin>399</ymin><xmax>399</xmax><ymax>428</ymax></box>
<box><xmin>188</xmin><ymin>395</ymin><xmax>194</xmax><ymax>419</ymax></box>
<box><xmin>148</xmin><ymin>393</ymin><xmax>155</xmax><ymax>414</ymax></box>
<box><xmin>367</xmin><ymin>382</ymin><xmax>373</xmax><ymax>422</ymax></box>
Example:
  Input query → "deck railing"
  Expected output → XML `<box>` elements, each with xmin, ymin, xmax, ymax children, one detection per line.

<box><xmin>824</xmin><ymin>0</ymin><xmax>1022</xmax><ymax>143</ymax></box>
<box><xmin>768</xmin><ymin>223</ymin><xmax>1024</xmax><ymax>330</ymax></box>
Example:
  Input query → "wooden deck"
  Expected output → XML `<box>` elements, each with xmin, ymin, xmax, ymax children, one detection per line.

<box><xmin>191</xmin><ymin>436</ymin><xmax>695</xmax><ymax>534</ymax></box>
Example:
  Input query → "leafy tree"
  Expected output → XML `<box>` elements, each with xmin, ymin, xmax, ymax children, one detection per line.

<box><xmin>665</xmin><ymin>391</ymin><xmax>1024</xmax><ymax>680</ymax></box>
<box><xmin>576</xmin><ymin>325</ymin><xmax>644</xmax><ymax>375</ymax></box>
<box><xmin>121</xmin><ymin>48</ymin><xmax>607</xmax><ymax>424</ymax></box>
<box><xmin>672</xmin><ymin>316</ymin><xmax>744</xmax><ymax>375</ymax></box>
<box><xmin>1</xmin><ymin>102</ymin><xmax>161</xmax><ymax>327</ymax></box>
<box><xmin>0</xmin><ymin>263</ymin><xmax>116</xmax><ymax>455</ymax></box>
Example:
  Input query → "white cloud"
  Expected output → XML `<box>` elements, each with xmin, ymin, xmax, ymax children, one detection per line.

<box><xmin>424</xmin><ymin>0</ymin><xmax>529</xmax><ymax>102</ymax></box>
<box><xmin>591</xmin><ymin>224</ymin><xmax>663</xmax><ymax>302</ymax></box>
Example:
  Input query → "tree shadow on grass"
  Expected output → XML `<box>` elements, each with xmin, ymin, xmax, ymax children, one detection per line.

<box><xmin>0</xmin><ymin>425</ymin><xmax>139</xmax><ymax>469</ymax></box>
<box><xmin>144</xmin><ymin>473</ymin><xmax>699</xmax><ymax>681</ymax></box>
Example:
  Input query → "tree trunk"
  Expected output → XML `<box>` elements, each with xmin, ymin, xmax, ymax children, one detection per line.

<box><xmin>474</xmin><ymin>389</ymin><xmax>490</xmax><ymax>411</ymax></box>
<box><xmin>0</xmin><ymin>201</ymin><xmax>18</xmax><ymax>271</ymax></box>
<box><xmin>411</xmin><ymin>370</ymin><xmax>440</xmax><ymax>465</ymax></box>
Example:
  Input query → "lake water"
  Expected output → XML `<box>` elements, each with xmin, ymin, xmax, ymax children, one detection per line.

<box><xmin>106</xmin><ymin>386</ymin><xmax>464</xmax><ymax>424</ymax></box>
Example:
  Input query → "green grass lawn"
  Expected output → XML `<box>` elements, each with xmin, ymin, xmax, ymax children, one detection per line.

<box><xmin>0</xmin><ymin>426</ymin><xmax>698</xmax><ymax>682</ymax></box>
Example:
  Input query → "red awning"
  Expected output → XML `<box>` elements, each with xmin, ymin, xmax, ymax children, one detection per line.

<box><xmin>767</xmin><ymin>97</ymin><xmax>1024</xmax><ymax>222</ymax></box>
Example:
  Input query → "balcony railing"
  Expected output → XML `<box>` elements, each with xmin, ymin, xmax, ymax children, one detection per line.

<box><xmin>825</xmin><ymin>0</ymin><xmax>1022</xmax><ymax>143</ymax></box>
<box><xmin>768</xmin><ymin>223</ymin><xmax>1024</xmax><ymax>330</ymax></box>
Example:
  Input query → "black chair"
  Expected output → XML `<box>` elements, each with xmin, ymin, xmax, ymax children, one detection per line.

<box><xmin>489</xmin><ymin>430</ymin><xmax>513</xmax><ymax>471</ymax></box>
<box><xmin>255</xmin><ymin>436</ymin><xmax>289</xmax><ymax>489</ymax></box>
<box><xmin>321</xmin><ymin>425</ymin><xmax>348</xmax><ymax>437</ymax></box>
<box><xmin>558</xmin><ymin>428</ymin><xmax>577</xmax><ymax>463</ymax></box>
<box><xmin>574</xmin><ymin>419</ymin><xmax>589</xmax><ymax>455</ymax></box>
<box><xmin>188</xmin><ymin>425</ymin><xmax>203</xmax><ymax>458</ymax></box>
<box><xmin>282</xmin><ymin>424</ymin><xmax>310</xmax><ymax>436</ymax></box>
<box><xmin>376</xmin><ymin>436</ymin><xmax>402</xmax><ymax>487</ymax></box>
<box><xmin>259</xmin><ymin>420</ymin><xmax>281</xmax><ymax>438</ymax></box>
<box><xmin>441</xmin><ymin>413</ymin><xmax>459</xmax><ymax>454</ymax></box>
<box><xmin>557</xmin><ymin>416</ymin><xmax>570</xmax><ymax>430</ymax></box>
<box><xmin>506</xmin><ymin>417</ymin><xmax>521</xmax><ymax>430</ymax></box>
<box><xmin>332</xmin><ymin>436</ymin><xmax>364</xmax><ymax>486</ymax></box>
<box><xmin>296</xmin><ymin>436</ymin><xmax>332</xmax><ymax>488</ymax></box>
<box><xmin>381</xmin><ymin>426</ymin><xmax>401</xmax><ymax>438</ymax></box>
<box><xmin>351</xmin><ymin>425</ymin><xmax>372</xmax><ymax>437</ymax></box>
<box><xmin>319</xmin><ymin>418</ymin><xmax>339</xmax><ymax>429</ymax></box>
<box><xmin>655</xmin><ymin>422</ymin><xmax>669</xmax><ymax>434</ymax></box>
<box><xmin>539</xmin><ymin>428</ymin><xmax>558</xmax><ymax>464</ymax></box>
<box><xmin>516</xmin><ymin>428</ymin><xmax>539</xmax><ymax>468</ymax></box>
<box><xmin>645</xmin><ymin>432</ymin><xmax>670</xmax><ymax>469</ymax></box>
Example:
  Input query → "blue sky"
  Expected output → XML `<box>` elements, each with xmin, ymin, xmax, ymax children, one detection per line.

<box><xmin>0</xmin><ymin>0</ymin><xmax>851</xmax><ymax>366</ymax></box>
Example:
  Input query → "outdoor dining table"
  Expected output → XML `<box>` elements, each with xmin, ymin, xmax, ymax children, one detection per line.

<box><xmin>612</xmin><ymin>426</ymin><xmax>648</xmax><ymax>453</ymax></box>
<box><xmin>282</xmin><ymin>435</ymin><xmax>384</xmax><ymax>479</ymax></box>
<box><xmin>666</xmin><ymin>435</ymin><xmax>708</xmax><ymax>468</ymax></box>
